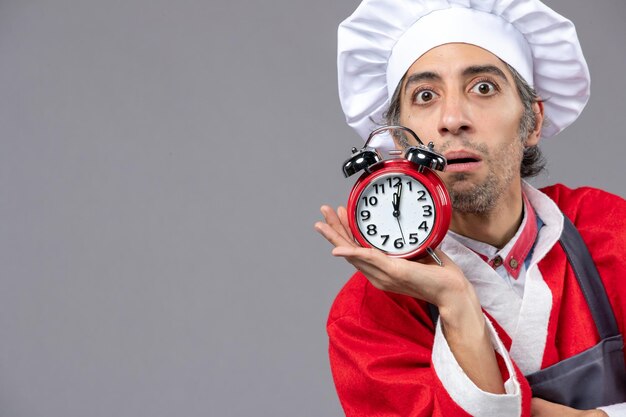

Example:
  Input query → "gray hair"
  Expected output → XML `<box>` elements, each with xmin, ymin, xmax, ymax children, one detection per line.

<box><xmin>384</xmin><ymin>63</ymin><xmax>545</xmax><ymax>178</ymax></box>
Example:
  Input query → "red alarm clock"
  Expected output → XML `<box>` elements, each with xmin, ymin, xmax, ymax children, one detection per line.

<box><xmin>342</xmin><ymin>126</ymin><xmax>451</xmax><ymax>264</ymax></box>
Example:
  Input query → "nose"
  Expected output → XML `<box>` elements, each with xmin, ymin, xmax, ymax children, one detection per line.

<box><xmin>438</xmin><ymin>93</ymin><xmax>472</xmax><ymax>136</ymax></box>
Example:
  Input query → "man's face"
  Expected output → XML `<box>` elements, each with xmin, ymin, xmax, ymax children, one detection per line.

<box><xmin>397</xmin><ymin>43</ymin><xmax>540</xmax><ymax>214</ymax></box>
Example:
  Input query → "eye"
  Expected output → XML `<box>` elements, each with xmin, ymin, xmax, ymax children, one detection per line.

<box><xmin>413</xmin><ymin>89</ymin><xmax>438</xmax><ymax>104</ymax></box>
<box><xmin>471</xmin><ymin>81</ymin><xmax>497</xmax><ymax>96</ymax></box>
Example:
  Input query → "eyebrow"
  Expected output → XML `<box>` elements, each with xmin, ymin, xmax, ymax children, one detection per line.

<box><xmin>404</xmin><ymin>71</ymin><xmax>441</xmax><ymax>94</ymax></box>
<box><xmin>403</xmin><ymin>65</ymin><xmax>510</xmax><ymax>95</ymax></box>
<box><xmin>462</xmin><ymin>65</ymin><xmax>509</xmax><ymax>82</ymax></box>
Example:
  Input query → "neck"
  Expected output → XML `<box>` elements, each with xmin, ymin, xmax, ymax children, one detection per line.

<box><xmin>449</xmin><ymin>182</ymin><xmax>524</xmax><ymax>249</ymax></box>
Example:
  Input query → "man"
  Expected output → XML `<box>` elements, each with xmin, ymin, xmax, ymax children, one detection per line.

<box><xmin>315</xmin><ymin>1</ymin><xmax>626</xmax><ymax>416</ymax></box>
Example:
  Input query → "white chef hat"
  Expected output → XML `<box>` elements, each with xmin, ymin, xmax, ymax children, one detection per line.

<box><xmin>338</xmin><ymin>0</ymin><xmax>590</xmax><ymax>149</ymax></box>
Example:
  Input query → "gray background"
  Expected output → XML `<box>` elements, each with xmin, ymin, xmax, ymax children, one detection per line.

<box><xmin>0</xmin><ymin>1</ymin><xmax>624</xmax><ymax>416</ymax></box>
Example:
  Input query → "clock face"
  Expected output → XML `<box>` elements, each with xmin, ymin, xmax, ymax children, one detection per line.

<box><xmin>355</xmin><ymin>172</ymin><xmax>436</xmax><ymax>255</ymax></box>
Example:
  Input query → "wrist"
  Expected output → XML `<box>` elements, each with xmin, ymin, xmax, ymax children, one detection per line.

<box><xmin>438</xmin><ymin>287</ymin><xmax>490</xmax><ymax>352</ymax></box>
<box><xmin>437</xmin><ymin>285</ymin><xmax>506</xmax><ymax>394</ymax></box>
<box><xmin>438</xmin><ymin>283</ymin><xmax>482</xmax><ymax>332</ymax></box>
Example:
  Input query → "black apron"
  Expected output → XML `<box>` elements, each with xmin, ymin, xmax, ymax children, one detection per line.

<box><xmin>428</xmin><ymin>215</ymin><xmax>626</xmax><ymax>408</ymax></box>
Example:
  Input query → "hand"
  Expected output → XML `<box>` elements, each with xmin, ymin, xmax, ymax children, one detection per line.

<box><xmin>531</xmin><ymin>398</ymin><xmax>608</xmax><ymax>417</ymax></box>
<box><xmin>314</xmin><ymin>205</ymin><xmax>471</xmax><ymax>310</ymax></box>
<box><xmin>315</xmin><ymin>205</ymin><xmax>506</xmax><ymax>394</ymax></box>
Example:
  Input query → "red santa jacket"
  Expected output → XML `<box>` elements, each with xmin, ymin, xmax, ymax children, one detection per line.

<box><xmin>327</xmin><ymin>184</ymin><xmax>626</xmax><ymax>416</ymax></box>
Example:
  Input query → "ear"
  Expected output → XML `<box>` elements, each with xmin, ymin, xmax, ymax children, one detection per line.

<box><xmin>525</xmin><ymin>101</ymin><xmax>544</xmax><ymax>147</ymax></box>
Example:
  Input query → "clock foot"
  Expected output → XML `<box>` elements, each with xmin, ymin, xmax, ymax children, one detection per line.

<box><xmin>427</xmin><ymin>247</ymin><xmax>443</xmax><ymax>266</ymax></box>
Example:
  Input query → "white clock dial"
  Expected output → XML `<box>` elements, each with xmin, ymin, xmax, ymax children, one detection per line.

<box><xmin>355</xmin><ymin>173</ymin><xmax>436</xmax><ymax>255</ymax></box>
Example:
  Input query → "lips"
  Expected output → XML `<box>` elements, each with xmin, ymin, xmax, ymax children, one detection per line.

<box><xmin>444</xmin><ymin>150</ymin><xmax>483</xmax><ymax>172</ymax></box>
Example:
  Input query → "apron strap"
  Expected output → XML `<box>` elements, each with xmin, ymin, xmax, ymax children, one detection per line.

<box><xmin>427</xmin><ymin>302</ymin><xmax>439</xmax><ymax>326</ymax></box>
<box><xmin>559</xmin><ymin>215</ymin><xmax>619</xmax><ymax>339</ymax></box>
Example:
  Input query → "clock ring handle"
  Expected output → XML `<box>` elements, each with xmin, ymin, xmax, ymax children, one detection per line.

<box><xmin>365</xmin><ymin>125</ymin><xmax>424</xmax><ymax>148</ymax></box>
<box><xmin>364</xmin><ymin>125</ymin><xmax>447</xmax><ymax>171</ymax></box>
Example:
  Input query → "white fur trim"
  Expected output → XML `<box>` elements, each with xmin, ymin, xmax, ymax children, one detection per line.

<box><xmin>598</xmin><ymin>402</ymin><xmax>626</xmax><ymax>416</ymax></box>
<box><xmin>432</xmin><ymin>317</ymin><xmax>521</xmax><ymax>416</ymax></box>
<box><xmin>441</xmin><ymin>183</ymin><xmax>564</xmax><ymax>375</ymax></box>
<box><xmin>508</xmin><ymin>264</ymin><xmax>552</xmax><ymax>374</ymax></box>
<box><xmin>508</xmin><ymin>183</ymin><xmax>563</xmax><ymax>374</ymax></box>
<box><xmin>442</xmin><ymin>236</ymin><xmax>522</xmax><ymax>335</ymax></box>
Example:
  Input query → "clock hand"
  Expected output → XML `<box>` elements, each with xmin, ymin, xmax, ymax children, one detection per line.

<box><xmin>392</xmin><ymin>192</ymin><xmax>400</xmax><ymax>217</ymax></box>
<box><xmin>394</xmin><ymin>182</ymin><xmax>403</xmax><ymax>217</ymax></box>
<box><xmin>395</xmin><ymin>182</ymin><xmax>407</xmax><ymax>243</ymax></box>
<box><xmin>396</xmin><ymin>216</ymin><xmax>406</xmax><ymax>244</ymax></box>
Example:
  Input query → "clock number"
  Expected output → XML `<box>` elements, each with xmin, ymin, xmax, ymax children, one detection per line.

<box><xmin>409</xmin><ymin>233</ymin><xmax>418</xmax><ymax>244</ymax></box>
<box><xmin>406</xmin><ymin>180</ymin><xmax>413</xmax><ymax>192</ymax></box>
<box><xmin>362</xmin><ymin>196</ymin><xmax>378</xmax><ymax>207</ymax></box>
<box><xmin>418</xmin><ymin>221</ymin><xmax>429</xmax><ymax>232</ymax></box>
<box><xmin>386</xmin><ymin>176</ymin><xmax>401</xmax><ymax>188</ymax></box>
<box><xmin>381</xmin><ymin>235</ymin><xmax>390</xmax><ymax>245</ymax></box>
<box><xmin>394</xmin><ymin>238</ymin><xmax>404</xmax><ymax>249</ymax></box>
<box><xmin>360</xmin><ymin>210</ymin><xmax>371</xmax><ymax>221</ymax></box>
<box><xmin>423</xmin><ymin>205</ymin><xmax>433</xmax><ymax>217</ymax></box>
<box><xmin>417</xmin><ymin>190</ymin><xmax>427</xmax><ymax>201</ymax></box>
<box><xmin>373</xmin><ymin>184</ymin><xmax>385</xmax><ymax>194</ymax></box>
<box><xmin>366</xmin><ymin>224</ymin><xmax>377</xmax><ymax>236</ymax></box>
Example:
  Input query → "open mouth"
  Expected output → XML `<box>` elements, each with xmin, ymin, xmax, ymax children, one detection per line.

<box><xmin>444</xmin><ymin>151</ymin><xmax>482</xmax><ymax>171</ymax></box>
<box><xmin>447</xmin><ymin>157</ymin><xmax>480</xmax><ymax>165</ymax></box>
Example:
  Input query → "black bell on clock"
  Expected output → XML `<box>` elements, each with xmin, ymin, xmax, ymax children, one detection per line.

<box><xmin>341</xmin><ymin>146</ymin><xmax>383</xmax><ymax>178</ymax></box>
<box><xmin>405</xmin><ymin>142</ymin><xmax>447</xmax><ymax>172</ymax></box>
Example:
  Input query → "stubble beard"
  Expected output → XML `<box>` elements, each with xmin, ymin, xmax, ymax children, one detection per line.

<box><xmin>446</xmin><ymin>137</ymin><xmax>523</xmax><ymax>215</ymax></box>
<box><xmin>448</xmin><ymin>171</ymin><xmax>500</xmax><ymax>215</ymax></box>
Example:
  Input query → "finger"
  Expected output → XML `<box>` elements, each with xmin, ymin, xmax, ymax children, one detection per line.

<box><xmin>530</xmin><ymin>397</ymin><xmax>575</xmax><ymax>417</ymax></box>
<box><xmin>314</xmin><ymin>221</ymin><xmax>353</xmax><ymax>249</ymax></box>
<box><xmin>332</xmin><ymin>244</ymin><xmax>382</xmax><ymax>260</ymax></box>
<box><xmin>321</xmin><ymin>205</ymin><xmax>355</xmax><ymax>245</ymax></box>
<box><xmin>333</xmin><ymin>246</ymin><xmax>398</xmax><ymax>278</ymax></box>
<box><xmin>332</xmin><ymin>247</ymin><xmax>396</xmax><ymax>287</ymax></box>
<box><xmin>336</xmin><ymin>206</ymin><xmax>354</xmax><ymax>241</ymax></box>
<box><xmin>531</xmin><ymin>398</ymin><xmax>549</xmax><ymax>417</ymax></box>
<box><xmin>314</xmin><ymin>223</ymin><xmax>385</xmax><ymax>277</ymax></box>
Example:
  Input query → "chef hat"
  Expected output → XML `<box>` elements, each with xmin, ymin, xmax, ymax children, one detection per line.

<box><xmin>338</xmin><ymin>0</ymin><xmax>590</xmax><ymax>149</ymax></box>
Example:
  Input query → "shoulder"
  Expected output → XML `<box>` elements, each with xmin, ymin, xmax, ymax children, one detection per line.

<box><xmin>539</xmin><ymin>183</ymin><xmax>624</xmax><ymax>207</ymax></box>
<box><xmin>540</xmin><ymin>184</ymin><xmax>626</xmax><ymax>290</ymax></box>
<box><xmin>540</xmin><ymin>184</ymin><xmax>626</xmax><ymax>230</ymax></box>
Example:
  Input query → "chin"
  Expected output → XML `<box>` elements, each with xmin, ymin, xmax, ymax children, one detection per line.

<box><xmin>444</xmin><ymin>175</ymin><xmax>480</xmax><ymax>193</ymax></box>
<box><xmin>446</xmin><ymin>175</ymin><xmax>501</xmax><ymax>215</ymax></box>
